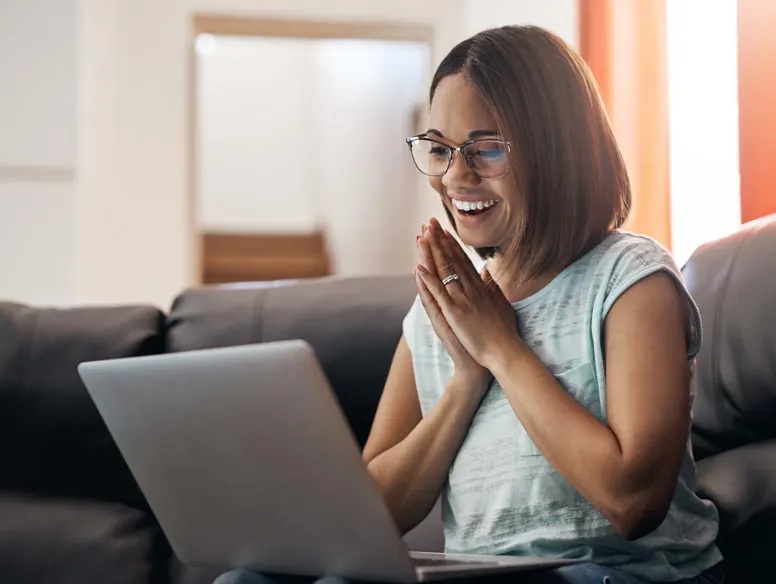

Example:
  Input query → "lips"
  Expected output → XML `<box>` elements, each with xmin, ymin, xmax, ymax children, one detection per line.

<box><xmin>450</xmin><ymin>197</ymin><xmax>499</xmax><ymax>216</ymax></box>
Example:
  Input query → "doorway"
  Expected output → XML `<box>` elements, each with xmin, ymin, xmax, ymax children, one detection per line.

<box><xmin>191</xmin><ymin>17</ymin><xmax>432</xmax><ymax>284</ymax></box>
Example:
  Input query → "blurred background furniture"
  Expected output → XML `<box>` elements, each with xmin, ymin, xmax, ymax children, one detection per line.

<box><xmin>200</xmin><ymin>232</ymin><xmax>331</xmax><ymax>284</ymax></box>
<box><xmin>1</xmin><ymin>215</ymin><xmax>774</xmax><ymax>583</ymax></box>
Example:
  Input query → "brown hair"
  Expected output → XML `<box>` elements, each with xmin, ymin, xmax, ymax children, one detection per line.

<box><xmin>430</xmin><ymin>25</ymin><xmax>631</xmax><ymax>285</ymax></box>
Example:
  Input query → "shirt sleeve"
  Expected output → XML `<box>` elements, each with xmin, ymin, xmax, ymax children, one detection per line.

<box><xmin>601</xmin><ymin>236</ymin><xmax>702</xmax><ymax>360</ymax></box>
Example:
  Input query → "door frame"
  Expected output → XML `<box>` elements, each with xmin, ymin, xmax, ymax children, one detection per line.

<box><xmin>187</xmin><ymin>15</ymin><xmax>434</xmax><ymax>284</ymax></box>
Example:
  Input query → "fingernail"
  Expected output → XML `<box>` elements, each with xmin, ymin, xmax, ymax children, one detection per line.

<box><xmin>421</xmin><ymin>223</ymin><xmax>427</xmax><ymax>234</ymax></box>
<box><xmin>416</xmin><ymin>264</ymin><xmax>427</xmax><ymax>274</ymax></box>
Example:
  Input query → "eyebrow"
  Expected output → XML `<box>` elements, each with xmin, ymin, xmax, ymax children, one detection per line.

<box><xmin>426</xmin><ymin>128</ymin><xmax>499</xmax><ymax>140</ymax></box>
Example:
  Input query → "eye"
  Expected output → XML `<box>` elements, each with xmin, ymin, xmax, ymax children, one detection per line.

<box><xmin>464</xmin><ymin>141</ymin><xmax>510</xmax><ymax>177</ymax></box>
<box><xmin>429</xmin><ymin>145</ymin><xmax>450</xmax><ymax>158</ymax></box>
<box><xmin>472</xmin><ymin>142</ymin><xmax>507</xmax><ymax>160</ymax></box>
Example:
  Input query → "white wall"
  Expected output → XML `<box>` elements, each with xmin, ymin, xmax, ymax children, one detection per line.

<box><xmin>313</xmin><ymin>39</ymin><xmax>429</xmax><ymax>275</ymax></box>
<box><xmin>0</xmin><ymin>0</ymin><xmax>78</xmax><ymax>306</ymax></box>
<box><xmin>197</xmin><ymin>36</ymin><xmax>320</xmax><ymax>234</ymax></box>
<box><xmin>75</xmin><ymin>0</ymin><xmax>466</xmax><ymax>308</ymax></box>
<box><xmin>197</xmin><ymin>36</ymin><xmax>429</xmax><ymax>276</ymax></box>
<box><xmin>462</xmin><ymin>0</ymin><xmax>579</xmax><ymax>48</ymax></box>
<box><xmin>1</xmin><ymin>0</ymin><xmax>579</xmax><ymax>307</ymax></box>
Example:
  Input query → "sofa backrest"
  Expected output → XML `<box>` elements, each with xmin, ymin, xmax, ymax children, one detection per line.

<box><xmin>0</xmin><ymin>302</ymin><xmax>166</xmax><ymax>509</ymax></box>
<box><xmin>682</xmin><ymin>214</ymin><xmax>776</xmax><ymax>460</ymax></box>
<box><xmin>166</xmin><ymin>276</ymin><xmax>417</xmax><ymax>448</ymax></box>
<box><xmin>4</xmin><ymin>213</ymin><xmax>771</xmax><ymax>510</ymax></box>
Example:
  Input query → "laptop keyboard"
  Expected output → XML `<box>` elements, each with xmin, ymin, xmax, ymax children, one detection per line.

<box><xmin>413</xmin><ymin>557</ymin><xmax>498</xmax><ymax>568</ymax></box>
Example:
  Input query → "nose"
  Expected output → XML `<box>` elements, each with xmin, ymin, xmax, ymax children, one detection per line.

<box><xmin>442</xmin><ymin>150</ymin><xmax>479</xmax><ymax>190</ymax></box>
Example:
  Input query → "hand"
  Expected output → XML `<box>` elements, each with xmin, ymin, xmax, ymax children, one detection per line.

<box><xmin>416</xmin><ymin>218</ymin><xmax>521</xmax><ymax>369</ymax></box>
<box><xmin>415</xmin><ymin>223</ymin><xmax>491</xmax><ymax>396</ymax></box>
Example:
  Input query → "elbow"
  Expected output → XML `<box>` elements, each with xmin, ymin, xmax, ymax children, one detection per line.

<box><xmin>608</xmin><ymin>497</ymin><xmax>670</xmax><ymax>541</ymax></box>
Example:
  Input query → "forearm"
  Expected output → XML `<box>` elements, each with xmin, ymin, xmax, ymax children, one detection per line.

<box><xmin>487</xmin><ymin>342</ymin><xmax>665</xmax><ymax>538</ymax></box>
<box><xmin>366</xmin><ymin>381</ymin><xmax>483</xmax><ymax>534</ymax></box>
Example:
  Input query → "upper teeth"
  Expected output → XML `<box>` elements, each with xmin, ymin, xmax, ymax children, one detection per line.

<box><xmin>453</xmin><ymin>199</ymin><xmax>497</xmax><ymax>212</ymax></box>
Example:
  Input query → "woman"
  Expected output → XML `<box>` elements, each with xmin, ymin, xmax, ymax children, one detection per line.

<box><xmin>217</xmin><ymin>25</ymin><xmax>723</xmax><ymax>584</ymax></box>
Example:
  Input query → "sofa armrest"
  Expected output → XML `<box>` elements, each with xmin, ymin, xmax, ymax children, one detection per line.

<box><xmin>0</xmin><ymin>493</ymin><xmax>161</xmax><ymax>584</ymax></box>
<box><xmin>696</xmin><ymin>439</ymin><xmax>776</xmax><ymax>583</ymax></box>
<box><xmin>696</xmin><ymin>439</ymin><xmax>776</xmax><ymax>533</ymax></box>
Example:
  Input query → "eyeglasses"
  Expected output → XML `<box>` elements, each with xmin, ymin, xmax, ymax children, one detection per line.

<box><xmin>405</xmin><ymin>134</ymin><xmax>511</xmax><ymax>179</ymax></box>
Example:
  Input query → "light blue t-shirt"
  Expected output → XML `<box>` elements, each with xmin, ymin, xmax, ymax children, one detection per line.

<box><xmin>402</xmin><ymin>230</ymin><xmax>722</xmax><ymax>582</ymax></box>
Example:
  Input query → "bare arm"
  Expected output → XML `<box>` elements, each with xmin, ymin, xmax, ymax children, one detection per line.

<box><xmin>485</xmin><ymin>273</ymin><xmax>691</xmax><ymax>540</ymax></box>
<box><xmin>362</xmin><ymin>336</ymin><xmax>485</xmax><ymax>534</ymax></box>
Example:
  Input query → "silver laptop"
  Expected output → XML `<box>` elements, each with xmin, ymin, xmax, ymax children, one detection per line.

<box><xmin>78</xmin><ymin>341</ymin><xmax>579</xmax><ymax>582</ymax></box>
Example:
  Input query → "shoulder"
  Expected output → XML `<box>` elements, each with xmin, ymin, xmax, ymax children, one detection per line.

<box><xmin>591</xmin><ymin>231</ymin><xmax>702</xmax><ymax>359</ymax></box>
<box><xmin>595</xmin><ymin>230</ymin><xmax>679</xmax><ymax>280</ymax></box>
<box><xmin>588</xmin><ymin>231</ymin><xmax>681</xmax><ymax>305</ymax></box>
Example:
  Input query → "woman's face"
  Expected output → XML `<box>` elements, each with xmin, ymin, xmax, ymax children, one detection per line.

<box><xmin>427</xmin><ymin>73</ymin><xmax>518</xmax><ymax>250</ymax></box>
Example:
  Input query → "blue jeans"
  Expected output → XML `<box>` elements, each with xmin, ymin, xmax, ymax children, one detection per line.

<box><xmin>213</xmin><ymin>562</ymin><xmax>724</xmax><ymax>584</ymax></box>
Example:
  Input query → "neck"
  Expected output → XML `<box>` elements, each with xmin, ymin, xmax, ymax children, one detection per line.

<box><xmin>486</xmin><ymin>255</ymin><xmax>560</xmax><ymax>304</ymax></box>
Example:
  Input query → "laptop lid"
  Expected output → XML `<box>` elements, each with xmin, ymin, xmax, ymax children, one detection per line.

<box><xmin>78</xmin><ymin>341</ymin><xmax>416</xmax><ymax>582</ymax></box>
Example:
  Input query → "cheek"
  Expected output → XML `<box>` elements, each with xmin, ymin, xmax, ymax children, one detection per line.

<box><xmin>488</xmin><ymin>175</ymin><xmax>519</xmax><ymax>208</ymax></box>
<box><xmin>428</xmin><ymin>175</ymin><xmax>444</xmax><ymax>194</ymax></box>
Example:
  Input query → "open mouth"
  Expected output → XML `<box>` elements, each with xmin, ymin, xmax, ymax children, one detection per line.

<box><xmin>451</xmin><ymin>198</ymin><xmax>499</xmax><ymax>216</ymax></box>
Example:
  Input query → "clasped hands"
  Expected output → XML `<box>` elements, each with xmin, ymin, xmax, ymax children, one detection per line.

<box><xmin>414</xmin><ymin>218</ymin><xmax>522</xmax><ymax>391</ymax></box>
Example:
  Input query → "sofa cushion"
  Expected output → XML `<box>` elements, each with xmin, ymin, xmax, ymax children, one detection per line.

<box><xmin>167</xmin><ymin>276</ymin><xmax>416</xmax><ymax>447</ymax></box>
<box><xmin>0</xmin><ymin>302</ymin><xmax>166</xmax><ymax>508</ymax></box>
<box><xmin>695</xmin><ymin>439</ymin><xmax>776</xmax><ymax>537</ymax></box>
<box><xmin>695</xmin><ymin>440</ymin><xmax>776</xmax><ymax>584</ymax></box>
<box><xmin>0</xmin><ymin>493</ymin><xmax>161</xmax><ymax>584</ymax></box>
<box><xmin>682</xmin><ymin>214</ymin><xmax>776</xmax><ymax>459</ymax></box>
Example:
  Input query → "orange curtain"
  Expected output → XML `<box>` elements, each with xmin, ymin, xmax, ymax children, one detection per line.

<box><xmin>579</xmin><ymin>0</ymin><xmax>612</xmax><ymax>106</ymax></box>
<box><xmin>738</xmin><ymin>0</ymin><xmax>776</xmax><ymax>222</ymax></box>
<box><xmin>579</xmin><ymin>0</ymin><xmax>672</xmax><ymax>249</ymax></box>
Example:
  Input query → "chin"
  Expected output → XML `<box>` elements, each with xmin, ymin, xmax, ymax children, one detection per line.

<box><xmin>456</xmin><ymin>230</ymin><xmax>499</xmax><ymax>250</ymax></box>
<box><xmin>449</xmin><ymin>213</ymin><xmax>504</xmax><ymax>249</ymax></box>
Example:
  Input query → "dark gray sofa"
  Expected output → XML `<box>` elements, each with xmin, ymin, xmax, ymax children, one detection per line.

<box><xmin>1</xmin><ymin>215</ymin><xmax>774</xmax><ymax>583</ymax></box>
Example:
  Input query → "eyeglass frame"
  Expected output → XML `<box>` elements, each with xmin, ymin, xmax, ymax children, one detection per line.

<box><xmin>405</xmin><ymin>133</ymin><xmax>513</xmax><ymax>179</ymax></box>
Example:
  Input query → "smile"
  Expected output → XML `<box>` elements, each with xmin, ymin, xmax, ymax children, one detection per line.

<box><xmin>451</xmin><ymin>198</ymin><xmax>499</xmax><ymax>216</ymax></box>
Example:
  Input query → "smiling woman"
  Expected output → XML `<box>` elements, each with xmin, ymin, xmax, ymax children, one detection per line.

<box><xmin>215</xmin><ymin>24</ymin><xmax>725</xmax><ymax>584</ymax></box>
<box><xmin>369</xmin><ymin>26</ymin><xmax>722</xmax><ymax>584</ymax></box>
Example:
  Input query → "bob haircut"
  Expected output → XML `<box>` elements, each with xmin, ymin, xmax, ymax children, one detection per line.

<box><xmin>430</xmin><ymin>25</ymin><xmax>631</xmax><ymax>284</ymax></box>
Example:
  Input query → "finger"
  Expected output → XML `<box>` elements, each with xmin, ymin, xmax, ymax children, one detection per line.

<box><xmin>417</xmin><ymin>263</ymin><xmax>455</xmax><ymax>315</ymax></box>
<box><xmin>426</xmin><ymin>221</ymin><xmax>458</xmax><ymax>281</ymax></box>
<box><xmin>415</xmin><ymin>271</ymin><xmax>446</xmax><ymax>324</ymax></box>
<box><xmin>416</xmin><ymin>272</ymin><xmax>466</xmax><ymax>358</ymax></box>
<box><xmin>417</xmin><ymin>222</ymin><xmax>437</xmax><ymax>276</ymax></box>
<box><xmin>440</xmin><ymin>230</ymin><xmax>480</xmax><ymax>287</ymax></box>
<box><xmin>426</xmin><ymin>234</ymin><xmax>465</xmax><ymax>300</ymax></box>
<box><xmin>417</xmin><ymin>236</ymin><xmax>438</xmax><ymax>278</ymax></box>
